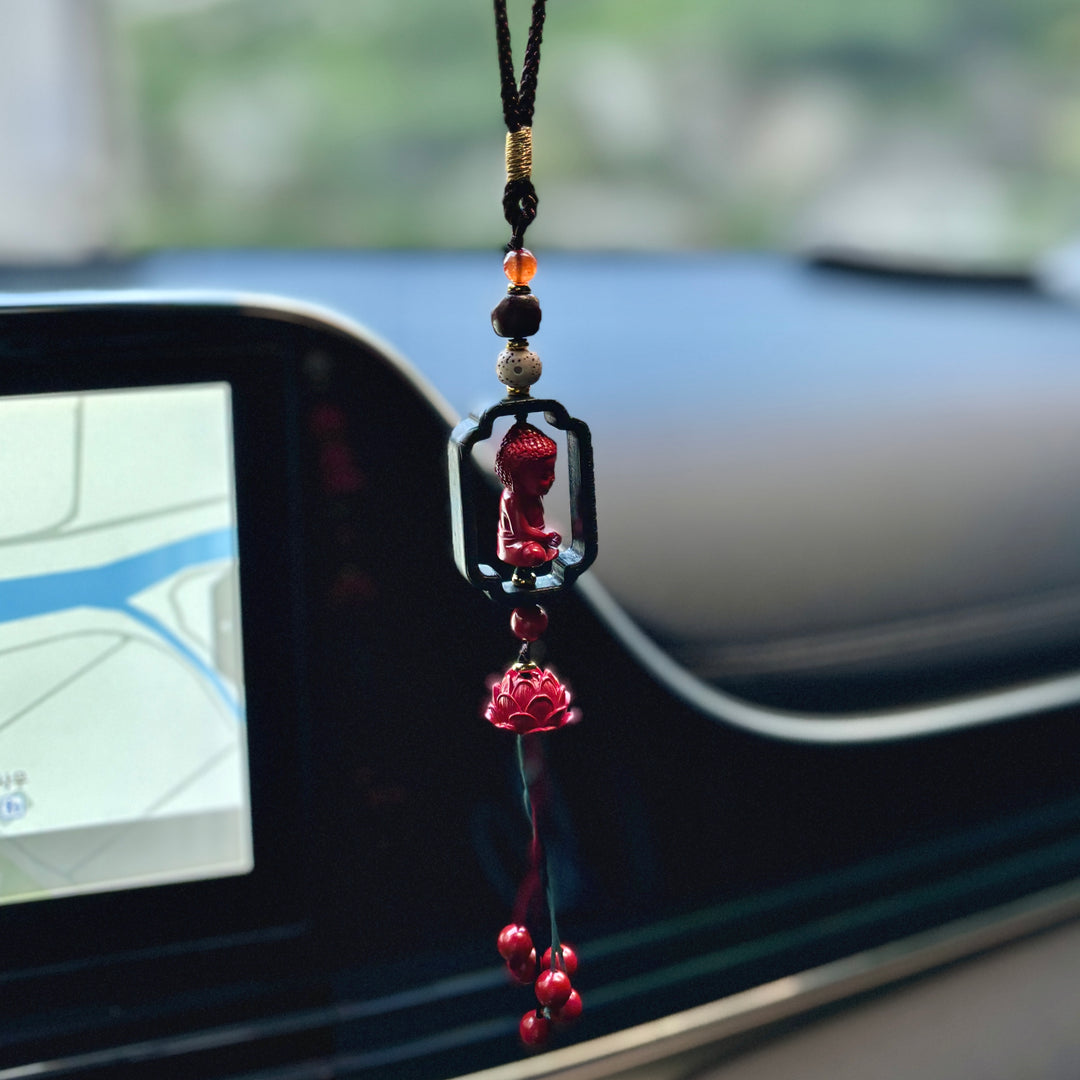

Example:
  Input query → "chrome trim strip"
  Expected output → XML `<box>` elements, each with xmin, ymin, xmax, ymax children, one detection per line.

<box><xmin>452</xmin><ymin>878</ymin><xmax>1080</xmax><ymax>1080</ymax></box>
<box><xmin>579</xmin><ymin>574</ymin><xmax>1080</xmax><ymax>743</ymax></box>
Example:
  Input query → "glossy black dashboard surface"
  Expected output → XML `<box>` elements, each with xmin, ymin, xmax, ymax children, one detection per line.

<box><xmin>0</xmin><ymin>258</ymin><xmax>1078</xmax><ymax>1078</ymax></box>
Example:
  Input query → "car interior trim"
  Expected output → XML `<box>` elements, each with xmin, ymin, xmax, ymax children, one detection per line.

<box><xmin>451</xmin><ymin>876</ymin><xmax>1080</xmax><ymax>1080</ymax></box>
<box><xmin>580</xmin><ymin>573</ymin><xmax>1080</xmax><ymax>744</ymax></box>
<box><xmin>5</xmin><ymin>288</ymin><xmax>1080</xmax><ymax>748</ymax></box>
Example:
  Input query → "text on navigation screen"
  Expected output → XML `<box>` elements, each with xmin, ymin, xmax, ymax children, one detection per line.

<box><xmin>0</xmin><ymin>383</ymin><xmax>253</xmax><ymax>904</ymax></box>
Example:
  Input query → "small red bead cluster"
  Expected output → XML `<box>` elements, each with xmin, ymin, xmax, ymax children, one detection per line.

<box><xmin>497</xmin><ymin>924</ymin><xmax>582</xmax><ymax>1046</ymax></box>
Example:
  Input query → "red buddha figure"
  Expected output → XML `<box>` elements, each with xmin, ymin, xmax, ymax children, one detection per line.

<box><xmin>494</xmin><ymin>421</ymin><xmax>561</xmax><ymax>569</ymax></box>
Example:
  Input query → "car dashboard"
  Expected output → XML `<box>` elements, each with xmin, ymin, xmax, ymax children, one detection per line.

<box><xmin>0</xmin><ymin>252</ymin><xmax>1079</xmax><ymax>1078</ymax></box>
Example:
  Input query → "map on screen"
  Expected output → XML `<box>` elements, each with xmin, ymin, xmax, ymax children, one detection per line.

<box><xmin>0</xmin><ymin>383</ymin><xmax>252</xmax><ymax>904</ymax></box>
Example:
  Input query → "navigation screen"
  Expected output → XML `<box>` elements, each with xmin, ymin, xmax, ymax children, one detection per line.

<box><xmin>0</xmin><ymin>383</ymin><xmax>252</xmax><ymax>904</ymax></box>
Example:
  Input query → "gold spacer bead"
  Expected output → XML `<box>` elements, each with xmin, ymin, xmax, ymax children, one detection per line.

<box><xmin>511</xmin><ymin>566</ymin><xmax>538</xmax><ymax>589</ymax></box>
<box><xmin>505</xmin><ymin>127</ymin><xmax>533</xmax><ymax>183</ymax></box>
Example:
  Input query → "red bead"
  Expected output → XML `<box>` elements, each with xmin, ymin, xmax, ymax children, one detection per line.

<box><xmin>504</xmin><ymin>248</ymin><xmax>537</xmax><ymax>286</ymax></box>
<box><xmin>519</xmin><ymin>1010</ymin><xmax>551</xmax><ymax>1046</ymax></box>
<box><xmin>551</xmin><ymin>989</ymin><xmax>583</xmax><ymax>1024</ymax></box>
<box><xmin>497</xmin><ymin>924</ymin><xmax>533</xmax><ymax>963</ymax></box>
<box><xmin>535</xmin><ymin>968</ymin><xmax>572</xmax><ymax>1008</ymax></box>
<box><xmin>510</xmin><ymin>605</ymin><xmax>548</xmax><ymax>642</ymax></box>
<box><xmin>541</xmin><ymin>943</ymin><xmax>578</xmax><ymax>977</ymax></box>
<box><xmin>507</xmin><ymin>948</ymin><xmax>537</xmax><ymax>984</ymax></box>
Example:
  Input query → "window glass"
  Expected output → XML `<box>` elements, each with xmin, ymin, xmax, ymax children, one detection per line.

<box><xmin>2</xmin><ymin>0</ymin><xmax>1078</xmax><ymax>263</ymax></box>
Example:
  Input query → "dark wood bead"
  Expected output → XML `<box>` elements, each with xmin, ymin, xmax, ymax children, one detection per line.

<box><xmin>492</xmin><ymin>293</ymin><xmax>542</xmax><ymax>337</ymax></box>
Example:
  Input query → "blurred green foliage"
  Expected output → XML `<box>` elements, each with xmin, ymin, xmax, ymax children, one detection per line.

<box><xmin>109</xmin><ymin>0</ymin><xmax>1080</xmax><ymax>258</ymax></box>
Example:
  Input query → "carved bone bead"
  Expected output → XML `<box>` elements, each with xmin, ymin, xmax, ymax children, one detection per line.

<box><xmin>496</xmin><ymin>345</ymin><xmax>542</xmax><ymax>390</ymax></box>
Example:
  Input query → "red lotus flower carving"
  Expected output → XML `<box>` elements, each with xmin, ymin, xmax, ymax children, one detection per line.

<box><xmin>484</xmin><ymin>665</ymin><xmax>579</xmax><ymax>735</ymax></box>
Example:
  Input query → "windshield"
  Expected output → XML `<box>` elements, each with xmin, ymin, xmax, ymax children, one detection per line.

<box><xmin>1</xmin><ymin>0</ymin><xmax>1077</xmax><ymax>268</ymax></box>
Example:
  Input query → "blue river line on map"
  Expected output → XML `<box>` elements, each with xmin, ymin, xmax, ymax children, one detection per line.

<box><xmin>0</xmin><ymin>528</ymin><xmax>241</xmax><ymax>718</ymax></box>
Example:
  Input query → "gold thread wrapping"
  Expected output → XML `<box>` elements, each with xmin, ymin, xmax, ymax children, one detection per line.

<box><xmin>505</xmin><ymin>128</ymin><xmax>533</xmax><ymax>182</ymax></box>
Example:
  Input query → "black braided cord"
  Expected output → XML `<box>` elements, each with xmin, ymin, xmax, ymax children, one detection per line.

<box><xmin>494</xmin><ymin>0</ymin><xmax>547</xmax><ymax>248</ymax></box>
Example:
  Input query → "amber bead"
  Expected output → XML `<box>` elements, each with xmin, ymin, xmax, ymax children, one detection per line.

<box><xmin>492</xmin><ymin>293</ymin><xmax>542</xmax><ymax>337</ymax></box>
<box><xmin>503</xmin><ymin>248</ymin><xmax>537</xmax><ymax>286</ymax></box>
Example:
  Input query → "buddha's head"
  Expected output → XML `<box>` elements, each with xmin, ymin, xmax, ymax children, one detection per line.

<box><xmin>495</xmin><ymin>422</ymin><xmax>557</xmax><ymax>497</ymax></box>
